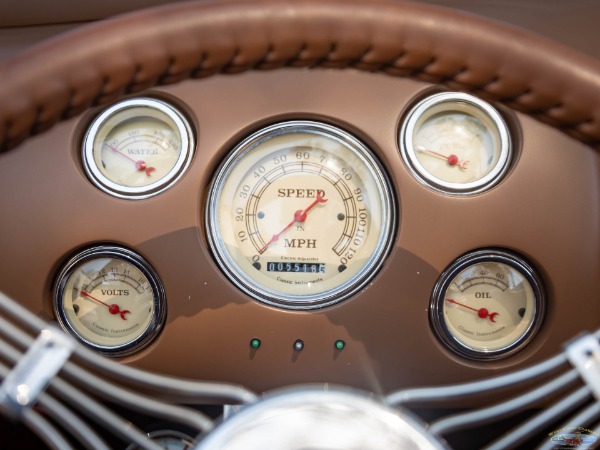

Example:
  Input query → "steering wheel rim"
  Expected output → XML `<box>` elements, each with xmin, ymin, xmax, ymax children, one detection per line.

<box><xmin>1</xmin><ymin>0</ymin><xmax>600</xmax><ymax>152</ymax></box>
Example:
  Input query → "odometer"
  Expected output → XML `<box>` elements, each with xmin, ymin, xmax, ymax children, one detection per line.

<box><xmin>206</xmin><ymin>121</ymin><xmax>395</xmax><ymax>309</ymax></box>
<box><xmin>266</xmin><ymin>262</ymin><xmax>326</xmax><ymax>273</ymax></box>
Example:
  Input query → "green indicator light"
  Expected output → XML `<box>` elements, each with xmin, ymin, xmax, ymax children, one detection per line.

<box><xmin>250</xmin><ymin>338</ymin><xmax>261</xmax><ymax>349</ymax></box>
<box><xmin>335</xmin><ymin>339</ymin><xmax>346</xmax><ymax>350</ymax></box>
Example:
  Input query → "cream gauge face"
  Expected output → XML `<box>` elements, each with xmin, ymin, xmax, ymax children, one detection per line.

<box><xmin>83</xmin><ymin>97</ymin><xmax>194</xmax><ymax>199</ymax></box>
<box><xmin>400</xmin><ymin>92</ymin><xmax>511</xmax><ymax>194</ymax></box>
<box><xmin>54</xmin><ymin>246</ymin><xmax>166</xmax><ymax>355</ymax></box>
<box><xmin>207</xmin><ymin>121</ymin><xmax>395</xmax><ymax>309</ymax></box>
<box><xmin>430</xmin><ymin>249</ymin><xmax>545</xmax><ymax>360</ymax></box>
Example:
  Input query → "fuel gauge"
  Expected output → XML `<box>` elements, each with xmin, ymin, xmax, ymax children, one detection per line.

<box><xmin>430</xmin><ymin>249</ymin><xmax>545</xmax><ymax>360</ymax></box>
<box><xmin>400</xmin><ymin>92</ymin><xmax>511</xmax><ymax>194</ymax></box>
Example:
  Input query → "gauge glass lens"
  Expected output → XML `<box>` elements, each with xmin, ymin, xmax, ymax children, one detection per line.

<box><xmin>83</xmin><ymin>98</ymin><xmax>194</xmax><ymax>199</ymax></box>
<box><xmin>54</xmin><ymin>246</ymin><xmax>165</xmax><ymax>355</ymax></box>
<box><xmin>207</xmin><ymin>121</ymin><xmax>395</xmax><ymax>309</ymax></box>
<box><xmin>400</xmin><ymin>92</ymin><xmax>511</xmax><ymax>194</ymax></box>
<box><xmin>430</xmin><ymin>250</ymin><xmax>544</xmax><ymax>359</ymax></box>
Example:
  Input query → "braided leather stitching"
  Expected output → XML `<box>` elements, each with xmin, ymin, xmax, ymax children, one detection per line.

<box><xmin>1</xmin><ymin>0</ymin><xmax>599</xmax><ymax>151</ymax></box>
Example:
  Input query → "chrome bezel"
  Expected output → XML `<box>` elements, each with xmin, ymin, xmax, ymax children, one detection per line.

<box><xmin>430</xmin><ymin>249</ymin><xmax>545</xmax><ymax>360</ymax></box>
<box><xmin>53</xmin><ymin>245</ymin><xmax>166</xmax><ymax>356</ymax></box>
<box><xmin>206</xmin><ymin>120</ymin><xmax>396</xmax><ymax>310</ymax></box>
<box><xmin>83</xmin><ymin>97</ymin><xmax>194</xmax><ymax>199</ymax></box>
<box><xmin>400</xmin><ymin>92</ymin><xmax>511</xmax><ymax>195</ymax></box>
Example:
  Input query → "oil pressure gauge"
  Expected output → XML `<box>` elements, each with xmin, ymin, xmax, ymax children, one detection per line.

<box><xmin>207</xmin><ymin>121</ymin><xmax>395</xmax><ymax>309</ymax></box>
<box><xmin>83</xmin><ymin>97</ymin><xmax>194</xmax><ymax>199</ymax></box>
<box><xmin>430</xmin><ymin>249</ymin><xmax>545</xmax><ymax>360</ymax></box>
<box><xmin>54</xmin><ymin>245</ymin><xmax>166</xmax><ymax>355</ymax></box>
<box><xmin>400</xmin><ymin>92</ymin><xmax>511</xmax><ymax>194</ymax></box>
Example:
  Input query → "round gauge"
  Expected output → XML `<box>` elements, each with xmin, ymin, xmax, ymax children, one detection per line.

<box><xmin>207</xmin><ymin>121</ymin><xmax>395</xmax><ymax>309</ymax></box>
<box><xmin>400</xmin><ymin>92</ymin><xmax>511</xmax><ymax>194</ymax></box>
<box><xmin>430</xmin><ymin>249</ymin><xmax>545</xmax><ymax>360</ymax></box>
<box><xmin>53</xmin><ymin>245</ymin><xmax>166</xmax><ymax>355</ymax></box>
<box><xmin>83</xmin><ymin>97</ymin><xmax>194</xmax><ymax>199</ymax></box>
<box><xmin>126</xmin><ymin>430</ymin><xmax>194</xmax><ymax>450</ymax></box>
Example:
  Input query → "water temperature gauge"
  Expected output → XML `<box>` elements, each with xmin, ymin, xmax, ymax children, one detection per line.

<box><xmin>83</xmin><ymin>97</ymin><xmax>195</xmax><ymax>199</ymax></box>
<box><xmin>430</xmin><ymin>249</ymin><xmax>545</xmax><ymax>360</ymax></box>
<box><xmin>207</xmin><ymin>121</ymin><xmax>395</xmax><ymax>309</ymax></box>
<box><xmin>53</xmin><ymin>245</ymin><xmax>166</xmax><ymax>355</ymax></box>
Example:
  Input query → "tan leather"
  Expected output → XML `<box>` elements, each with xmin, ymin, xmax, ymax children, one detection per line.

<box><xmin>1</xmin><ymin>0</ymin><xmax>600</xmax><ymax>151</ymax></box>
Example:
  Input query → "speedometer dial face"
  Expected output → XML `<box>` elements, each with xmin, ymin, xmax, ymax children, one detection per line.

<box><xmin>207</xmin><ymin>121</ymin><xmax>395</xmax><ymax>309</ymax></box>
<box><xmin>54</xmin><ymin>245</ymin><xmax>166</xmax><ymax>355</ymax></box>
<box><xmin>430</xmin><ymin>249</ymin><xmax>545</xmax><ymax>360</ymax></box>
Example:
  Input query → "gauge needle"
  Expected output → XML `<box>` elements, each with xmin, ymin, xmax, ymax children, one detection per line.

<box><xmin>104</xmin><ymin>143</ymin><xmax>156</xmax><ymax>176</ymax></box>
<box><xmin>258</xmin><ymin>191</ymin><xmax>328</xmax><ymax>254</ymax></box>
<box><xmin>446</xmin><ymin>298</ymin><xmax>498</xmax><ymax>322</ymax></box>
<box><xmin>78</xmin><ymin>289</ymin><xmax>131</xmax><ymax>320</ymax></box>
<box><xmin>416</xmin><ymin>145</ymin><xmax>469</xmax><ymax>170</ymax></box>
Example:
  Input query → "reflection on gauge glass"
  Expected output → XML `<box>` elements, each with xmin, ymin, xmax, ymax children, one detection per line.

<box><xmin>400</xmin><ymin>92</ymin><xmax>511</xmax><ymax>194</ymax></box>
<box><xmin>83</xmin><ymin>97</ymin><xmax>194</xmax><ymax>199</ymax></box>
<box><xmin>430</xmin><ymin>249</ymin><xmax>544</xmax><ymax>360</ymax></box>
<box><xmin>53</xmin><ymin>245</ymin><xmax>166</xmax><ymax>356</ymax></box>
<box><xmin>207</xmin><ymin>121</ymin><xmax>395</xmax><ymax>310</ymax></box>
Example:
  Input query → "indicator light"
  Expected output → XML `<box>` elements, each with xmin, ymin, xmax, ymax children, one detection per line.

<box><xmin>335</xmin><ymin>339</ymin><xmax>346</xmax><ymax>350</ymax></box>
<box><xmin>250</xmin><ymin>338</ymin><xmax>261</xmax><ymax>349</ymax></box>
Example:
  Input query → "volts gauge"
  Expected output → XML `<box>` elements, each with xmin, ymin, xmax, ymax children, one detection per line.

<box><xmin>207</xmin><ymin>121</ymin><xmax>395</xmax><ymax>309</ymax></box>
<box><xmin>400</xmin><ymin>92</ymin><xmax>511</xmax><ymax>194</ymax></box>
<box><xmin>54</xmin><ymin>246</ymin><xmax>166</xmax><ymax>355</ymax></box>
<box><xmin>430</xmin><ymin>249</ymin><xmax>545</xmax><ymax>360</ymax></box>
<box><xmin>83</xmin><ymin>97</ymin><xmax>194</xmax><ymax>199</ymax></box>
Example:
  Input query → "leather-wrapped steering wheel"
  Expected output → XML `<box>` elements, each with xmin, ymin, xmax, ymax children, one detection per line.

<box><xmin>1</xmin><ymin>0</ymin><xmax>600</xmax><ymax>152</ymax></box>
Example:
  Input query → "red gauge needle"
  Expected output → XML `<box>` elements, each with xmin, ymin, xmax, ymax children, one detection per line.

<box><xmin>104</xmin><ymin>143</ymin><xmax>156</xmax><ymax>176</ymax></box>
<box><xmin>258</xmin><ymin>191</ymin><xmax>328</xmax><ymax>254</ymax></box>
<box><xmin>416</xmin><ymin>145</ymin><xmax>469</xmax><ymax>170</ymax></box>
<box><xmin>446</xmin><ymin>298</ymin><xmax>499</xmax><ymax>323</ymax></box>
<box><xmin>78</xmin><ymin>289</ymin><xmax>131</xmax><ymax>320</ymax></box>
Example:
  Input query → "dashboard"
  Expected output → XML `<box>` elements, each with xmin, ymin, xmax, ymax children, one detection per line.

<box><xmin>0</xmin><ymin>0</ymin><xmax>599</xmax><ymax>449</ymax></box>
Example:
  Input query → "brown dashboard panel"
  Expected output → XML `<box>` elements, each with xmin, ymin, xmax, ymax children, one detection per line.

<box><xmin>0</xmin><ymin>67</ymin><xmax>599</xmax><ymax>394</ymax></box>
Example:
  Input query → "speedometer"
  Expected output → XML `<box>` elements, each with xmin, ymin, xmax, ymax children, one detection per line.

<box><xmin>206</xmin><ymin>121</ymin><xmax>395</xmax><ymax>309</ymax></box>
